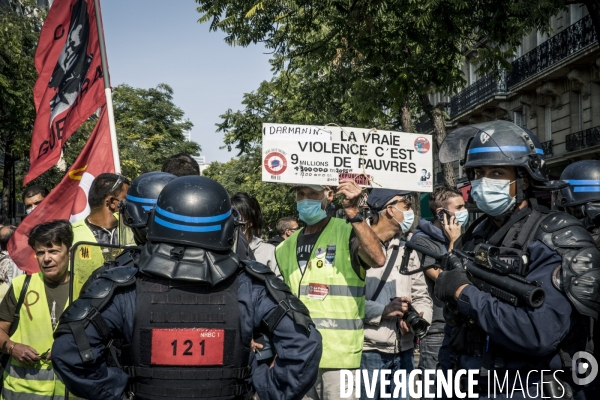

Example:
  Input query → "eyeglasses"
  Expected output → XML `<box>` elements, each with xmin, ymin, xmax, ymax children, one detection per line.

<box><xmin>287</xmin><ymin>227</ymin><xmax>299</xmax><ymax>232</ymax></box>
<box><xmin>109</xmin><ymin>174</ymin><xmax>126</xmax><ymax>195</ymax></box>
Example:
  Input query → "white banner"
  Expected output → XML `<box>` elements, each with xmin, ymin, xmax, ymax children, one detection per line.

<box><xmin>261</xmin><ymin>123</ymin><xmax>434</xmax><ymax>192</ymax></box>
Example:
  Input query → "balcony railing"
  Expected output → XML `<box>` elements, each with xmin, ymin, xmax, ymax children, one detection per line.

<box><xmin>566</xmin><ymin>126</ymin><xmax>600</xmax><ymax>151</ymax></box>
<box><xmin>416</xmin><ymin>116</ymin><xmax>433</xmax><ymax>133</ymax></box>
<box><xmin>450</xmin><ymin>71</ymin><xmax>507</xmax><ymax>118</ymax></box>
<box><xmin>508</xmin><ymin>15</ymin><xmax>597</xmax><ymax>88</ymax></box>
<box><xmin>540</xmin><ymin>140</ymin><xmax>553</xmax><ymax>157</ymax></box>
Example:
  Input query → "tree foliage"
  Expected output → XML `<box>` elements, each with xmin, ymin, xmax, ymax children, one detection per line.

<box><xmin>196</xmin><ymin>0</ymin><xmax>589</xmax><ymax>188</ymax></box>
<box><xmin>0</xmin><ymin>1</ymin><xmax>43</xmax><ymax>221</ymax></box>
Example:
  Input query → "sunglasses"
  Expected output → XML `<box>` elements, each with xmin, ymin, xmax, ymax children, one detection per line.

<box><xmin>109</xmin><ymin>174</ymin><xmax>126</xmax><ymax>194</ymax></box>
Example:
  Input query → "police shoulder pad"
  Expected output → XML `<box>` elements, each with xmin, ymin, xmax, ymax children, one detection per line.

<box><xmin>58</xmin><ymin>298</ymin><xmax>93</xmax><ymax>324</ymax></box>
<box><xmin>242</xmin><ymin>260</ymin><xmax>273</xmax><ymax>275</ymax></box>
<box><xmin>101</xmin><ymin>265</ymin><xmax>138</xmax><ymax>283</ymax></box>
<box><xmin>536</xmin><ymin>212</ymin><xmax>596</xmax><ymax>250</ymax></box>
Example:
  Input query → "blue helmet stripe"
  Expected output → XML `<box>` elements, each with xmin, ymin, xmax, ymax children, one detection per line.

<box><xmin>565</xmin><ymin>180</ymin><xmax>600</xmax><ymax>185</ymax></box>
<box><xmin>154</xmin><ymin>216</ymin><xmax>222</xmax><ymax>232</ymax></box>
<box><xmin>468</xmin><ymin>146</ymin><xmax>544</xmax><ymax>155</ymax></box>
<box><xmin>574</xmin><ymin>187</ymin><xmax>600</xmax><ymax>192</ymax></box>
<box><xmin>155</xmin><ymin>206</ymin><xmax>231</xmax><ymax>224</ymax></box>
<box><xmin>126</xmin><ymin>195</ymin><xmax>158</xmax><ymax>204</ymax></box>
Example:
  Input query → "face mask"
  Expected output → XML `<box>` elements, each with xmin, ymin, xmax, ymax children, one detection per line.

<box><xmin>454</xmin><ymin>209</ymin><xmax>469</xmax><ymax>227</ymax></box>
<box><xmin>25</xmin><ymin>207</ymin><xmax>34</xmax><ymax>215</ymax></box>
<box><xmin>471</xmin><ymin>178</ymin><xmax>516</xmax><ymax>217</ymax></box>
<box><xmin>297</xmin><ymin>198</ymin><xmax>327</xmax><ymax>225</ymax></box>
<box><xmin>392</xmin><ymin>207</ymin><xmax>414</xmax><ymax>233</ymax></box>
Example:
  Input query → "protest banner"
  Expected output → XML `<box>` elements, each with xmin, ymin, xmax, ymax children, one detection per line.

<box><xmin>261</xmin><ymin>123</ymin><xmax>434</xmax><ymax>192</ymax></box>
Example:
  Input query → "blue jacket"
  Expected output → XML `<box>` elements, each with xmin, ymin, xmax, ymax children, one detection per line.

<box><xmin>52</xmin><ymin>270</ymin><xmax>322</xmax><ymax>400</ymax></box>
<box><xmin>442</xmin><ymin>206</ymin><xmax>586</xmax><ymax>398</ymax></box>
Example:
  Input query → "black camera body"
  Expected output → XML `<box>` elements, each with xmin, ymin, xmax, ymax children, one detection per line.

<box><xmin>389</xmin><ymin>298</ymin><xmax>430</xmax><ymax>338</ymax></box>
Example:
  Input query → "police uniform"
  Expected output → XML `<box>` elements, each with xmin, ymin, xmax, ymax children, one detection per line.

<box><xmin>559</xmin><ymin>160</ymin><xmax>600</xmax><ymax>398</ymax></box>
<box><xmin>52</xmin><ymin>176</ymin><xmax>322</xmax><ymax>400</ymax></box>
<box><xmin>435</xmin><ymin>121</ymin><xmax>600</xmax><ymax>399</ymax></box>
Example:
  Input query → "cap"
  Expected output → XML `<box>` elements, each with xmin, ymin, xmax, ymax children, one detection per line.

<box><xmin>367</xmin><ymin>189</ymin><xmax>413</xmax><ymax>211</ymax></box>
<box><xmin>289</xmin><ymin>184</ymin><xmax>330</xmax><ymax>192</ymax></box>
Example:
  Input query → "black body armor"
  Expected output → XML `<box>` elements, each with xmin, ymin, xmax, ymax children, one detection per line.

<box><xmin>123</xmin><ymin>273</ymin><xmax>251</xmax><ymax>400</ymax></box>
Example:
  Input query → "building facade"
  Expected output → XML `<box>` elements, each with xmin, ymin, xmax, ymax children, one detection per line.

<box><xmin>417</xmin><ymin>4</ymin><xmax>599</xmax><ymax>184</ymax></box>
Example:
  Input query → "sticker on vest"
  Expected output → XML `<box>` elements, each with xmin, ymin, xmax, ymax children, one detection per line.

<box><xmin>325</xmin><ymin>245</ymin><xmax>336</xmax><ymax>266</ymax></box>
<box><xmin>79</xmin><ymin>246</ymin><xmax>91</xmax><ymax>260</ymax></box>
<box><xmin>315</xmin><ymin>247</ymin><xmax>326</xmax><ymax>259</ymax></box>
<box><xmin>151</xmin><ymin>328</ymin><xmax>224</xmax><ymax>366</ymax></box>
<box><xmin>308</xmin><ymin>283</ymin><xmax>329</xmax><ymax>300</ymax></box>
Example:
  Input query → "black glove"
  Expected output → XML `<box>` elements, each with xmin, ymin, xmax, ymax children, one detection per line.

<box><xmin>435</xmin><ymin>269</ymin><xmax>470</xmax><ymax>304</ymax></box>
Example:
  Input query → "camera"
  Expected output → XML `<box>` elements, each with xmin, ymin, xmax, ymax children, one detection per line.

<box><xmin>401</xmin><ymin>304</ymin><xmax>430</xmax><ymax>338</ymax></box>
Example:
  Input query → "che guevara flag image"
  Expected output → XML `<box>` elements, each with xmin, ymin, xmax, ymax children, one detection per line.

<box><xmin>24</xmin><ymin>0</ymin><xmax>107</xmax><ymax>185</ymax></box>
<box><xmin>9</xmin><ymin>107</ymin><xmax>114</xmax><ymax>274</ymax></box>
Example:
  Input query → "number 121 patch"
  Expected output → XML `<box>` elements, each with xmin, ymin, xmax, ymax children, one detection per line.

<box><xmin>151</xmin><ymin>328</ymin><xmax>224</xmax><ymax>366</ymax></box>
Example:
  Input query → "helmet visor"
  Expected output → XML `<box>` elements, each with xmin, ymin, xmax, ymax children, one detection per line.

<box><xmin>440</xmin><ymin>120</ymin><xmax>544</xmax><ymax>165</ymax></box>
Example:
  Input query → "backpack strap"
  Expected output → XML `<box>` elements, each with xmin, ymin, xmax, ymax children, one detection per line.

<box><xmin>9</xmin><ymin>274</ymin><xmax>32</xmax><ymax>336</ymax></box>
<box><xmin>370</xmin><ymin>245</ymin><xmax>399</xmax><ymax>301</ymax></box>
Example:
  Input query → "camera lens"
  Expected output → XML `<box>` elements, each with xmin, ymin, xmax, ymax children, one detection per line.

<box><xmin>402</xmin><ymin>306</ymin><xmax>430</xmax><ymax>338</ymax></box>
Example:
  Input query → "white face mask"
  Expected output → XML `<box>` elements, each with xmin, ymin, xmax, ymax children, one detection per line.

<box><xmin>392</xmin><ymin>207</ymin><xmax>414</xmax><ymax>233</ymax></box>
<box><xmin>471</xmin><ymin>178</ymin><xmax>516</xmax><ymax>217</ymax></box>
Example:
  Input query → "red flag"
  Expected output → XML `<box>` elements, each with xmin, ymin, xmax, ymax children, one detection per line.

<box><xmin>9</xmin><ymin>108</ymin><xmax>114</xmax><ymax>273</ymax></box>
<box><xmin>25</xmin><ymin>0</ymin><xmax>107</xmax><ymax>185</ymax></box>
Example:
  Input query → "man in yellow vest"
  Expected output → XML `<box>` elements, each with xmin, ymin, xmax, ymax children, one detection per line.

<box><xmin>71</xmin><ymin>173</ymin><xmax>130</xmax><ymax>294</ymax></box>
<box><xmin>276</xmin><ymin>179</ymin><xmax>386</xmax><ymax>400</ymax></box>
<box><xmin>0</xmin><ymin>220</ymin><xmax>75</xmax><ymax>399</ymax></box>
<box><xmin>71</xmin><ymin>173</ymin><xmax>130</xmax><ymax>247</ymax></box>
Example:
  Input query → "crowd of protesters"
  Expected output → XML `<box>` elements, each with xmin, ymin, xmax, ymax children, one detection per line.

<box><xmin>0</xmin><ymin>151</ymin><xmax>469</xmax><ymax>400</ymax></box>
<box><xmin>0</xmin><ymin>147</ymin><xmax>567</xmax><ymax>400</ymax></box>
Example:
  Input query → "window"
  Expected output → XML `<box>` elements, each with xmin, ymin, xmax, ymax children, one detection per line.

<box><xmin>537</xmin><ymin>30</ymin><xmax>549</xmax><ymax>46</ymax></box>
<box><xmin>514</xmin><ymin>110</ymin><xmax>523</xmax><ymax>128</ymax></box>
<box><xmin>578</xmin><ymin>92</ymin><xmax>584</xmax><ymax>131</ymax></box>
<box><xmin>514</xmin><ymin>44</ymin><xmax>522</xmax><ymax>60</ymax></box>
<box><xmin>544</xmin><ymin>107</ymin><xmax>552</xmax><ymax>142</ymax></box>
<box><xmin>570</xmin><ymin>4</ymin><xmax>583</xmax><ymax>25</ymax></box>
<box><xmin>469</xmin><ymin>62</ymin><xmax>477</xmax><ymax>85</ymax></box>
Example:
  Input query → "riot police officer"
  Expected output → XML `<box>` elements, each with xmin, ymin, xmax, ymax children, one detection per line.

<box><xmin>558</xmin><ymin>160</ymin><xmax>600</xmax><ymax>398</ymax></box>
<box><xmin>558</xmin><ymin>160</ymin><xmax>600</xmax><ymax>246</ymax></box>
<box><xmin>434</xmin><ymin>120</ymin><xmax>600</xmax><ymax>398</ymax></box>
<box><xmin>51</xmin><ymin>175</ymin><xmax>322</xmax><ymax>400</ymax></box>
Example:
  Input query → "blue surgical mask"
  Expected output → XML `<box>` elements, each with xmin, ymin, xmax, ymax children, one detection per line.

<box><xmin>297</xmin><ymin>199</ymin><xmax>327</xmax><ymax>225</ymax></box>
<box><xmin>393</xmin><ymin>207</ymin><xmax>414</xmax><ymax>233</ymax></box>
<box><xmin>454</xmin><ymin>209</ymin><xmax>469</xmax><ymax>227</ymax></box>
<box><xmin>471</xmin><ymin>178</ymin><xmax>516</xmax><ymax>217</ymax></box>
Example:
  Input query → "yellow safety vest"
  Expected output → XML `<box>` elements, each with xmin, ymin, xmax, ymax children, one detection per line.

<box><xmin>1</xmin><ymin>273</ymin><xmax>77</xmax><ymax>400</ymax></box>
<box><xmin>71</xmin><ymin>219</ymin><xmax>106</xmax><ymax>299</ymax></box>
<box><xmin>276</xmin><ymin>217</ymin><xmax>365</xmax><ymax>368</ymax></box>
<box><xmin>70</xmin><ymin>214</ymin><xmax>133</xmax><ymax>298</ymax></box>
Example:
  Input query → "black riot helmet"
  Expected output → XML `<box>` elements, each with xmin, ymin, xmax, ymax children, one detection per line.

<box><xmin>440</xmin><ymin>120</ymin><xmax>548</xmax><ymax>182</ymax></box>
<box><xmin>119</xmin><ymin>172</ymin><xmax>177</xmax><ymax>245</ymax></box>
<box><xmin>438</xmin><ymin>121</ymin><xmax>565</xmax><ymax>207</ymax></box>
<box><xmin>146</xmin><ymin>175</ymin><xmax>236</xmax><ymax>251</ymax></box>
<box><xmin>558</xmin><ymin>160</ymin><xmax>600</xmax><ymax>227</ymax></box>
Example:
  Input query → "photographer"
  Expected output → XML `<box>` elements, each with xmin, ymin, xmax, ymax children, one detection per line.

<box><xmin>410</xmin><ymin>185</ymin><xmax>466</xmax><ymax>397</ymax></box>
<box><xmin>360</xmin><ymin>189</ymin><xmax>432</xmax><ymax>400</ymax></box>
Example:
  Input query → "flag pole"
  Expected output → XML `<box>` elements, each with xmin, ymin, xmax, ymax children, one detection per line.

<box><xmin>93</xmin><ymin>0</ymin><xmax>121</xmax><ymax>174</ymax></box>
